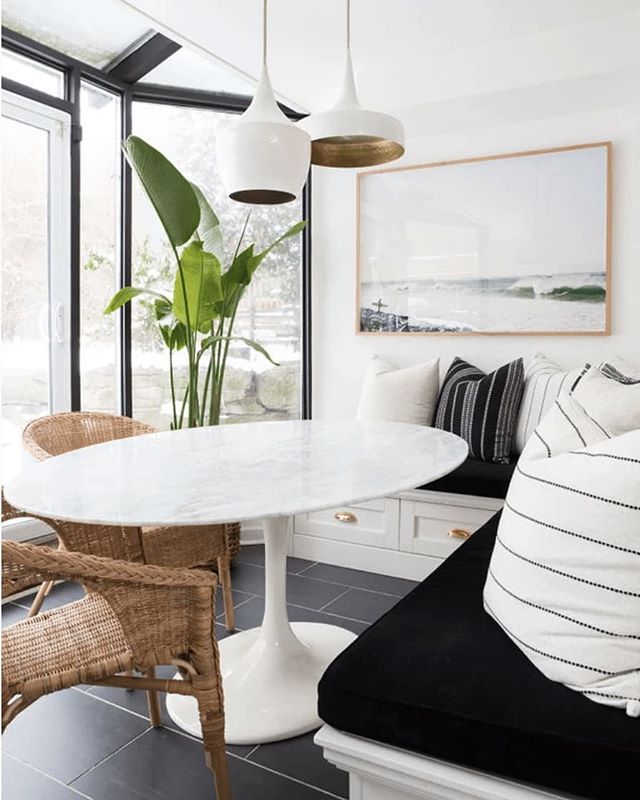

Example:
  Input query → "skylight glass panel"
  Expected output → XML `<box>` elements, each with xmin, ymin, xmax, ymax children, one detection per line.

<box><xmin>2</xmin><ymin>49</ymin><xmax>64</xmax><ymax>97</ymax></box>
<box><xmin>141</xmin><ymin>47</ymin><xmax>253</xmax><ymax>95</ymax></box>
<box><xmin>2</xmin><ymin>0</ymin><xmax>153</xmax><ymax>68</ymax></box>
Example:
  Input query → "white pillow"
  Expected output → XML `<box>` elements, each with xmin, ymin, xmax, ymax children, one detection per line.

<box><xmin>519</xmin><ymin>391</ymin><xmax>610</xmax><ymax>462</ymax></box>
<box><xmin>356</xmin><ymin>356</ymin><xmax>440</xmax><ymax>425</ymax></box>
<box><xmin>484</xmin><ymin>401</ymin><xmax>640</xmax><ymax>716</ymax></box>
<box><xmin>573</xmin><ymin>360</ymin><xmax>640</xmax><ymax>437</ymax></box>
<box><xmin>514</xmin><ymin>354</ymin><xmax>583</xmax><ymax>453</ymax></box>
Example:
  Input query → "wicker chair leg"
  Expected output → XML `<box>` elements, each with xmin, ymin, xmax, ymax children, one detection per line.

<box><xmin>210</xmin><ymin>746</ymin><xmax>231</xmax><ymax>800</ymax></box>
<box><xmin>194</xmin><ymin>682</ymin><xmax>230</xmax><ymax>800</ymax></box>
<box><xmin>218</xmin><ymin>556</ymin><xmax>235</xmax><ymax>632</ymax></box>
<box><xmin>145</xmin><ymin>666</ymin><xmax>162</xmax><ymax>727</ymax></box>
<box><xmin>27</xmin><ymin>580</ymin><xmax>53</xmax><ymax>617</ymax></box>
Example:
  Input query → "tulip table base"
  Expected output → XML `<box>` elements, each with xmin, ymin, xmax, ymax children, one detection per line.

<box><xmin>166</xmin><ymin>516</ymin><xmax>358</xmax><ymax>745</ymax></box>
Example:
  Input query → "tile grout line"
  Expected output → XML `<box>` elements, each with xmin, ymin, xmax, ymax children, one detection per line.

<box><xmin>292</xmin><ymin>560</ymin><xmax>319</xmax><ymax>576</ymax></box>
<box><xmin>228</xmin><ymin>749</ymin><xmax>346</xmax><ymax>800</ymax></box>
<box><xmin>73</xmin><ymin>686</ymin><xmax>152</xmax><ymax>723</ymax></box>
<box><xmin>317</xmin><ymin>587</ymin><xmax>352</xmax><ymax>612</ymax></box>
<box><xmin>216</xmin><ymin>592</ymin><xmax>258</xmax><ymax>620</ymax></box>
<box><xmin>75</xmin><ymin>685</ymin><xmax>254</xmax><ymax>756</ymax></box>
<box><xmin>4</xmin><ymin>752</ymin><xmax>94</xmax><ymax>800</ymax></box>
<box><xmin>236</xmin><ymin>560</ymin><xmax>380</xmax><ymax>595</ymax></box>
<box><xmin>243</xmin><ymin>743</ymin><xmax>260</xmax><ymax>760</ymax></box>
<box><xmin>286</xmin><ymin>599</ymin><xmax>369</xmax><ymax>626</ymax></box>
<box><xmin>238</xmin><ymin>569</ymin><xmax>407</xmax><ymax>600</ymax></box>
<box><xmin>68</xmin><ymin>728</ymin><xmax>152</xmax><ymax>787</ymax></box>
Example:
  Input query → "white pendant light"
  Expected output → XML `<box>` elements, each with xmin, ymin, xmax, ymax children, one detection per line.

<box><xmin>217</xmin><ymin>0</ymin><xmax>310</xmax><ymax>204</ymax></box>
<box><xmin>299</xmin><ymin>0</ymin><xmax>404</xmax><ymax>168</ymax></box>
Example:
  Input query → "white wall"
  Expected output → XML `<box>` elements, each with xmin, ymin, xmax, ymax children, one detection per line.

<box><xmin>311</xmin><ymin>98</ymin><xmax>640</xmax><ymax>419</ymax></box>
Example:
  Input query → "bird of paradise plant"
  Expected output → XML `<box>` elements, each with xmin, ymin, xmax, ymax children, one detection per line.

<box><xmin>105</xmin><ymin>135</ymin><xmax>306</xmax><ymax>429</ymax></box>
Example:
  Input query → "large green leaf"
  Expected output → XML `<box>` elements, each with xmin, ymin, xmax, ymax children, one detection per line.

<box><xmin>153</xmin><ymin>296</ymin><xmax>173</xmax><ymax>321</ymax></box>
<box><xmin>170</xmin><ymin>322</ymin><xmax>188</xmax><ymax>350</ymax></box>
<box><xmin>123</xmin><ymin>136</ymin><xmax>200</xmax><ymax>248</ymax></box>
<box><xmin>199</xmin><ymin>335</ymin><xmax>280</xmax><ymax>366</ymax></box>
<box><xmin>173</xmin><ymin>241</ymin><xmax>223</xmax><ymax>332</ymax></box>
<box><xmin>104</xmin><ymin>286</ymin><xmax>170</xmax><ymax>315</ymax></box>
<box><xmin>191</xmin><ymin>183</ymin><xmax>223</xmax><ymax>260</ymax></box>
<box><xmin>252</xmin><ymin>220</ymin><xmax>307</xmax><ymax>272</ymax></box>
<box><xmin>221</xmin><ymin>220</ymin><xmax>307</xmax><ymax>301</ymax></box>
<box><xmin>159</xmin><ymin>321</ymin><xmax>188</xmax><ymax>351</ymax></box>
<box><xmin>222</xmin><ymin>244</ymin><xmax>255</xmax><ymax>292</ymax></box>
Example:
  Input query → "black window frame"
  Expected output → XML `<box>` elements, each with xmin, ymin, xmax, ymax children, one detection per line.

<box><xmin>1</xmin><ymin>25</ymin><xmax>312</xmax><ymax>420</ymax></box>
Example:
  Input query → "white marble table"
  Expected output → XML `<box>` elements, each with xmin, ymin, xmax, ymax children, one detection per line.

<box><xmin>5</xmin><ymin>420</ymin><xmax>468</xmax><ymax>744</ymax></box>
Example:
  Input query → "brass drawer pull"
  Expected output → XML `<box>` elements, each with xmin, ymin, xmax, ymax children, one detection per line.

<box><xmin>448</xmin><ymin>528</ymin><xmax>471</xmax><ymax>540</ymax></box>
<box><xmin>335</xmin><ymin>511</ymin><xmax>358</xmax><ymax>523</ymax></box>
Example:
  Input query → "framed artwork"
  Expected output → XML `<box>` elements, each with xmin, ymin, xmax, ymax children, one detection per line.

<box><xmin>357</xmin><ymin>142</ymin><xmax>611</xmax><ymax>335</ymax></box>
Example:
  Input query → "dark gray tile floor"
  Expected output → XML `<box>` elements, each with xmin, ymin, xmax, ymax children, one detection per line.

<box><xmin>2</xmin><ymin>545</ymin><xmax>418</xmax><ymax>799</ymax></box>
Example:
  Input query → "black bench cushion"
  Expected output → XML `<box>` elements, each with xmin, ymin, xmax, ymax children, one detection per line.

<box><xmin>417</xmin><ymin>457</ymin><xmax>516</xmax><ymax>499</ymax></box>
<box><xmin>318</xmin><ymin>513</ymin><xmax>640</xmax><ymax>800</ymax></box>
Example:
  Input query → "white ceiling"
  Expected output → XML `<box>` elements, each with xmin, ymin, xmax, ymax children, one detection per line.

<box><xmin>120</xmin><ymin>0</ymin><xmax>640</xmax><ymax>118</ymax></box>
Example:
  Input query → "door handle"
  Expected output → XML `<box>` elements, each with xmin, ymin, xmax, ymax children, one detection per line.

<box><xmin>53</xmin><ymin>302</ymin><xmax>64</xmax><ymax>344</ymax></box>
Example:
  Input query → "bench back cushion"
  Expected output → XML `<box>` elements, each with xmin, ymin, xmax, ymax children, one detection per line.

<box><xmin>513</xmin><ymin>354</ymin><xmax>582</xmax><ymax>453</ymax></box>
<box><xmin>357</xmin><ymin>355</ymin><xmax>440</xmax><ymax>425</ymax></box>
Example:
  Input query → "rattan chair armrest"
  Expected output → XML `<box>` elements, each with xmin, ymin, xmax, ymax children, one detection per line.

<box><xmin>2</xmin><ymin>540</ymin><xmax>216</xmax><ymax>589</ymax></box>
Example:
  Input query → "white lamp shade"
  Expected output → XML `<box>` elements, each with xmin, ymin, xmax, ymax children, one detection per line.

<box><xmin>217</xmin><ymin>67</ymin><xmax>311</xmax><ymax>204</ymax></box>
<box><xmin>298</xmin><ymin>51</ymin><xmax>405</xmax><ymax>168</ymax></box>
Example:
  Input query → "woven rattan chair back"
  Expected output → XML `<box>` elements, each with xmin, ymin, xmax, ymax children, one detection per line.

<box><xmin>20</xmin><ymin>411</ymin><xmax>239</xmax><ymax>630</ymax></box>
<box><xmin>22</xmin><ymin>411</ymin><xmax>156</xmax><ymax>461</ymax></box>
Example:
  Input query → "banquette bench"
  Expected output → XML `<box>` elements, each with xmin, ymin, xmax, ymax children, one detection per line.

<box><xmin>315</xmin><ymin>512</ymin><xmax>640</xmax><ymax>800</ymax></box>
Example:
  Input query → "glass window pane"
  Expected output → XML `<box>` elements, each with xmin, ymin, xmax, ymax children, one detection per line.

<box><xmin>80</xmin><ymin>82</ymin><xmax>121</xmax><ymax>413</ymax></box>
<box><xmin>2</xmin><ymin>49</ymin><xmax>64</xmax><ymax>98</ymax></box>
<box><xmin>2</xmin><ymin>0</ymin><xmax>152</xmax><ymax>68</ymax></box>
<box><xmin>131</xmin><ymin>102</ymin><xmax>303</xmax><ymax>429</ymax></box>
<box><xmin>1</xmin><ymin>118</ymin><xmax>50</xmax><ymax>481</ymax></box>
<box><xmin>141</xmin><ymin>47</ymin><xmax>254</xmax><ymax>95</ymax></box>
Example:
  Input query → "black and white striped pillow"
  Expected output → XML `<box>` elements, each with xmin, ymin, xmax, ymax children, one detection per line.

<box><xmin>514</xmin><ymin>354</ymin><xmax>583</xmax><ymax>453</ymax></box>
<box><xmin>433</xmin><ymin>357</ymin><xmax>524</xmax><ymax>464</ymax></box>
<box><xmin>519</xmin><ymin>391</ymin><xmax>610</xmax><ymax>461</ymax></box>
<box><xmin>484</xmin><ymin>405</ymin><xmax>640</xmax><ymax>716</ymax></box>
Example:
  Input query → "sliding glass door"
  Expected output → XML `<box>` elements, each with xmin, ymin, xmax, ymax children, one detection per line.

<box><xmin>1</xmin><ymin>91</ymin><xmax>71</xmax><ymax>482</ymax></box>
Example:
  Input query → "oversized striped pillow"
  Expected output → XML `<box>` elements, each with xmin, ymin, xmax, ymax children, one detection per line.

<box><xmin>514</xmin><ymin>354</ymin><xmax>583</xmax><ymax>453</ymax></box>
<box><xmin>484</xmin><ymin>408</ymin><xmax>640</xmax><ymax>716</ymax></box>
<box><xmin>519</xmin><ymin>391</ymin><xmax>609</xmax><ymax>461</ymax></box>
<box><xmin>433</xmin><ymin>357</ymin><xmax>524</xmax><ymax>464</ymax></box>
<box><xmin>573</xmin><ymin>361</ymin><xmax>640</xmax><ymax>437</ymax></box>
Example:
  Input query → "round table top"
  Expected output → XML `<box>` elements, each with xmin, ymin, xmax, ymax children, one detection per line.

<box><xmin>5</xmin><ymin>420</ymin><xmax>468</xmax><ymax>527</ymax></box>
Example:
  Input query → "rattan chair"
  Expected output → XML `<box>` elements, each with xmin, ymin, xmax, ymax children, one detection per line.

<box><xmin>2</xmin><ymin>535</ymin><xmax>231</xmax><ymax>799</ymax></box>
<box><xmin>22</xmin><ymin>412</ymin><xmax>239</xmax><ymax>630</ymax></box>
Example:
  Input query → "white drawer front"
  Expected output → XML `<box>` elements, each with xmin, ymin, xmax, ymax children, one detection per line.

<box><xmin>294</xmin><ymin>498</ymin><xmax>399</xmax><ymax>549</ymax></box>
<box><xmin>400</xmin><ymin>500</ymin><xmax>496</xmax><ymax>558</ymax></box>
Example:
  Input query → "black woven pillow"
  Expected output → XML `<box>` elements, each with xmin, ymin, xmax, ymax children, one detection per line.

<box><xmin>433</xmin><ymin>357</ymin><xmax>524</xmax><ymax>463</ymax></box>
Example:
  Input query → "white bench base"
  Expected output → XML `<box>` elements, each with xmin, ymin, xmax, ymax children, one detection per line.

<box><xmin>315</xmin><ymin>725</ymin><xmax>566</xmax><ymax>800</ymax></box>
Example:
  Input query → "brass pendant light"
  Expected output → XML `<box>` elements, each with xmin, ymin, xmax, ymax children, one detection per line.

<box><xmin>298</xmin><ymin>0</ymin><xmax>405</xmax><ymax>168</ymax></box>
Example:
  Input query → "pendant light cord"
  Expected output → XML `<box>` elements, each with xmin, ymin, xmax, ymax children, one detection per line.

<box><xmin>263</xmin><ymin>0</ymin><xmax>268</xmax><ymax>65</ymax></box>
<box><xmin>346</xmin><ymin>0</ymin><xmax>351</xmax><ymax>51</ymax></box>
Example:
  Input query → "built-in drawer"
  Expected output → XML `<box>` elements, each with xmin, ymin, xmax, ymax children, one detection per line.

<box><xmin>399</xmin><ymin>496</ymin><xmax>498</xmax><ymax>559</ymax></box>
<box><xmin>294</xmin><ymin>498</ymin><xmax>400</xmax><ymax>549</ymax></box>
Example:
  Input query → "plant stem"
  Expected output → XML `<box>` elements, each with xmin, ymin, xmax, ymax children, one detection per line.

<box><xmin>169</xmin><ymin>345</ymin><xmax>178</xmax><ymax>430</ymax></box>
<box><xmin>213</xmin><ymin>289</ymin><xmax>241</xmax><ymax>425</ymax></box>
<box><xmin>208</xmin><ymin>315</ymin><xmax>226</xmax><ymax>425</ymax></box>
<box><xmin>172</xmin><ymin>243</ymin><xmax>197</xmax><ymax>427</ymax></box>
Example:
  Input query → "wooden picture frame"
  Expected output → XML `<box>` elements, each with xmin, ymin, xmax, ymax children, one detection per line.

<box><xmin>356</xmin><ymin>142</ymin><xmax>612</xmax><ymax>336</ymax></box>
